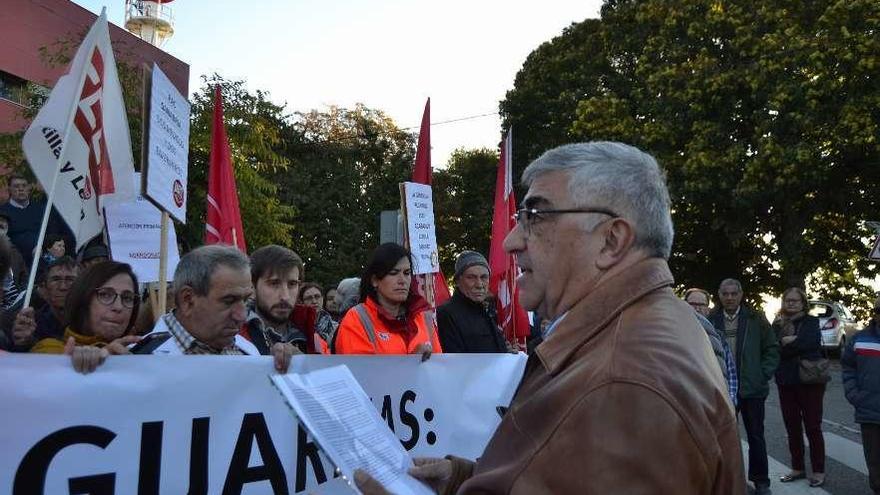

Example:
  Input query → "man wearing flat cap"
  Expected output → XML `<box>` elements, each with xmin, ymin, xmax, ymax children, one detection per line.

<box><xmin>436</xmin><ymin>250</ymin><xmax>509</xmax><ymax>353</ymax></box>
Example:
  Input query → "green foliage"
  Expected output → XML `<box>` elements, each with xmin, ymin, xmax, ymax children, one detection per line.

<box><xmin>179</xmin><ymin>75</ymin><xmax>295</xmax><ymax>251</ymax></box>
<box><xmin>501</xmin><ymin>0</ymin><xmax>880</xmax><ymax>319</ymax></box>
<box><xmin>433</xmin><ymin>148</ymin><xmax>499</xmax><ymax>275</ymax></box>
<box><xmin>499</xmin><ymin>19</ymin><xmax>610</xmax><ymax>188</ymax></box>
<box><xmin>273</xmin><ymin>104</ymin><xmax>415</xmax><ymax>288</ymax></box>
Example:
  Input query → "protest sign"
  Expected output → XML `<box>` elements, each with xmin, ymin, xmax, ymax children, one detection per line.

<box><xmin>142</xmin><ymin>64</ymin><xmax>190</xmax><ymax>223</ymax></box>
<box><xmin>0</xmin><ymin>353</ymin><xmax>526</xmax><ymax>494</ymax></box>
<box><xmin>402</xmin><ymin>182</ymin><xmax>439</xmax><ymax>275</ymax></box>
<box><xmin>105</xmin><ymin>173</ymin><xmax>180</xmax><ymax>282</ymax></box>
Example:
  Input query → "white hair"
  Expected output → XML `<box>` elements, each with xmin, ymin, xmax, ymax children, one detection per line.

<box><xmin>522</xmin><ymin>142</ymin><xmax>674</xmax><ymax>259</ymax></box>
<box><xmin>335</xmin><ymin>277</ymin><xmax>361</xmax><ymax>315</ymax></box>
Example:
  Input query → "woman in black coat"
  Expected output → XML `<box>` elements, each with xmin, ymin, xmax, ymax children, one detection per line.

<box><xmin>775</xmin><ymin>287</ymin><xmax>826</xmax><ymax>487</ymax></box>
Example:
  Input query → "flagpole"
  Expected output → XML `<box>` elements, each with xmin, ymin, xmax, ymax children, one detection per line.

<box><xmin>22</xmin><ymin>9</ymin><xmax>107</xmax><ymax>308</ymax></box>
<box><xmin>157</xmin><ymin>211</ymin><xmax>169</xmax><ymax>316</ymax></box>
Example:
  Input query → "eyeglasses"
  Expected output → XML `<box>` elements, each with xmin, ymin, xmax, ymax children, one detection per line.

<box><xmin>94</xmin><ymin>287</ymin><xmax>137</xmax><ymax>308</ymax></box>
<box><xmin>513</xmin><ymin>207</ymin><xmax>618</xmax><ymax>235</ymax></box>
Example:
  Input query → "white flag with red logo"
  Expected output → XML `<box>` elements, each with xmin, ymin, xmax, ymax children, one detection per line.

<box><xmin>489</xmin><ymin>131</ymin><xmax>530</xmax><ymax>344</ymax></box>
<box><xmin>22</xmin><ymin>11</ymin><xmax>135</xmax><ymax>250</ymax></box>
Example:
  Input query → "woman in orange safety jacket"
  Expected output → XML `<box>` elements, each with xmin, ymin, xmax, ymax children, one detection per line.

<box><xmin>334</xmin><ymin>243</ymin><xmax>442</xmax><ymax>357</ymax></box>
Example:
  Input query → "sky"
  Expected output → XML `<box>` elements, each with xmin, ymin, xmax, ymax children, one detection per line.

<box><xmin>71</xmin><ymin>0</ymin><xmax>604</xmax><ymax>166</ymax></box>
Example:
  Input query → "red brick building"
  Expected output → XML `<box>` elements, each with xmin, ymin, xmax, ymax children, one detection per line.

<box><xmin>1</xmin><ymin>0</ymin><xmax>189</xmax><ymax>131</ymax></box>
<box><xmin>0</xmin><ymin>0</ymin><xmax>189</xmax><ymax>198</ymax></box>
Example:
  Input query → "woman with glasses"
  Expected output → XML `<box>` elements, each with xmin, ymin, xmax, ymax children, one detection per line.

<box><xmin>774</xmin><ymin>287</ymin><xmax>826</xmax><ymax>487</ymax></box>
<box><xmin>334</xmin><ymin>243</ymin><xmax>440</xmax><ymax>358</ymax></box>
<box><xmin>31</xmin><ymin>261</ymin><xmax>141</xmax><ymax>372</ymax></box>
<box><xmin>299</xmin><ymin>282</ymin><xmax>338</xmax><ymax>347</ymax></box>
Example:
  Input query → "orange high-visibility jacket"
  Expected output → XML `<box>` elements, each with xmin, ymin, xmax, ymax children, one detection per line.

<box><xmin>335</xmin><ymin>297</ymin><xmax>443</xmax><ymax>355</ymax></box>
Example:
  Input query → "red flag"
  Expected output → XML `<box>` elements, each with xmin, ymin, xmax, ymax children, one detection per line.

<box><xmin>205</xmin><ymin>86</ymin><xmax>247</xmax><ymax>252</ymax></box>
<box><xmin>489</xmin><ymin>131</ymin><xmax>530</xmax><ymax>343</ymax></box>
<box><xmin>411</xmin><ymin>98</ymin><xmax>451</xmax><ymax>306</ymax></box>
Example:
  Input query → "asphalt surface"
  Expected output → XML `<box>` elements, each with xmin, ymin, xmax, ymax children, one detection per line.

<box><xmin>741</xmin><ymin>359</ymin><xmax>875</xmax><ymax>494</ymax></box>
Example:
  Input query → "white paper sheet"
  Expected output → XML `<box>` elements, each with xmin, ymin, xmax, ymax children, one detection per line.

<box><xmin>272</xmin><ymin>365</ymin><xmax>433</xmax><ymax>495</ymax></box>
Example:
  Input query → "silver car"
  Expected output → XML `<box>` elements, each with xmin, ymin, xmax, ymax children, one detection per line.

<box><xmin>808</xmin><ymin>300</ymin><xmax>859</xmax><ymax>356</ymax></box>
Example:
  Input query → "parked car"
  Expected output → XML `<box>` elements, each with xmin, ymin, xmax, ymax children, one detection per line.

<box><xmin>808</xmin><ymin>300</ymin><xmax>859</xmax><ymax>356</ymax></box>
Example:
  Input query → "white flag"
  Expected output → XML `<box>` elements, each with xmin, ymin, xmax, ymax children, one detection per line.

<box><xmin>22</xmin><ymin>11</ymin><xmax>135</xmax><ymax>250</ymax></box>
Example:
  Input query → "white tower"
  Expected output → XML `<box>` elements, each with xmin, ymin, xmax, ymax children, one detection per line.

<box><xmin>124</xmin><ymin>0</ymin><xmax>175</xmax><ymax>47</ymax></box>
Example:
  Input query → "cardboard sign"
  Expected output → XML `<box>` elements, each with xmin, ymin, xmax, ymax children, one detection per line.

<box><xmin>142</xmin><ymin>64</ymin><xmax>190</xmax><ymax>223</ymax></box>
<box><xmin>402</xmin><ymin>182</ymin><xmax>439</xmax><ymax>274</ymax></box>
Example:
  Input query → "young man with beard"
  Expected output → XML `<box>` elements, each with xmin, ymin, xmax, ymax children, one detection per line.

<box><xmin>240</xmin><ymin>245</ymin><xmax>326</xmax><ymax>354</ymax></box>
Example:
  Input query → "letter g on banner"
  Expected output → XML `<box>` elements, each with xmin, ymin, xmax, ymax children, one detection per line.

<box><xmin>14</xmin><ymin>425</ymin><xmax>117</xmax><ymax>495</ymax></box>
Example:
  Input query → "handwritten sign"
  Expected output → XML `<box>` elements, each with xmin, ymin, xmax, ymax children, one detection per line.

<box><xmin>403</xmin><ymin>182</ymin><xmax>439</xmax><ymax>274</ymax></box>
<box><xmin>143</xmin><ymin>64</ymin><xmax>190</xmax><ymax>223</ymax></box>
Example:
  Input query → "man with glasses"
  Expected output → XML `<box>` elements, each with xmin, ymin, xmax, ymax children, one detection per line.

<box><xmin>842</xmin><ymin>296</ymin><xmax>880</xmax><ymax>495</ymax></box>
<box><xmin>686</xmin><ymin>287</ymin><xmax>738</xmax><ymax>406</ymax></box>
<box><xmin>7</xmin><ymin>256</ymin><xmax>78</xmax><ymax>351</ymax></box>
<box><xmin>354</xmin><ymin>142</ymin><xmax>744</xmax><ymax>494</ymax></box>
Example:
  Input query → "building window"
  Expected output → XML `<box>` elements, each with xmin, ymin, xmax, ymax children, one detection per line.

<box><xmin>0</xmin><ymin>71</ymin><xmax>48</xmax><ymax>108</ymax></box>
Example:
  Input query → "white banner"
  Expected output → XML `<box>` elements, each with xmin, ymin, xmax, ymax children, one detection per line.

<box><xmin>0</xmin><ymin>353</ymin><xmax>525</xmax><ymax>494</ymax></box>
<box><xmin>403</xmin><ymin>182</ymin><xmax>439</xmax><ymax>274</ymax></box>
<box><xmin>21</xmin><ymin>11</ymin><xmax>135</xmax><ymax>250</ymax></box>
<box><xmin>143</xmin><ymin>64</ymin><xmax>190</xmax><ymax>223</ymax></box>
<box><xmin>105</xmin><ymin>174</ymin><xmax>180</xmax><ymax>283</ymax></box>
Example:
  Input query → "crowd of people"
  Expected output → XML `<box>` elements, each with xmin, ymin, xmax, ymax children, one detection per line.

<box><xmin>2</xmin><ymin>142</ymin><xmax>880</xmax><ymax>494</ymax></box>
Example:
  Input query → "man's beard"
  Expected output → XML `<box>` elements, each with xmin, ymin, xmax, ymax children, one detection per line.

<box><xmin>257</xmin><ymin>301</ymin><xmax>292</xmax><ymax>325</ymax></box>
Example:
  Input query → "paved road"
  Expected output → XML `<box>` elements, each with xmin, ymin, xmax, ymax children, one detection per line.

<box><xmin>741</xmin><ymin>360</ymin><xmax>875</xmax><ymax>494</ymax></box>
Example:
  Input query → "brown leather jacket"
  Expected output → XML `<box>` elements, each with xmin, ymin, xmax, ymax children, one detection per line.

<box><xmin>449</xmin><ymin>258</ymin><xmax>745</xmax><ymax>494</ymax></box>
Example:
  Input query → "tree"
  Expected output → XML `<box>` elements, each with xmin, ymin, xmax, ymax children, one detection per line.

<box><xmin>499</xmin><ymin>19</ymin><xmax>610</xmax><ymax>186</ymax></box>
<box><xmin>433</xmin><ymin>147</ymin><xmax>499</xmax><ymax>276</ymax></box>
<box><xmin>180</xmin><ymin>75</ymin><xmax>295</xmax><ymax>251</ymax></box>
<box><xmin>500</xmin><ymin>0</ymin><xmax>880</xmax><ymax>319</ymax></box>
<box><xmin>272</xmin><ymin>104</ymin><xmax>415</xmax><ymax>288</ymax></box>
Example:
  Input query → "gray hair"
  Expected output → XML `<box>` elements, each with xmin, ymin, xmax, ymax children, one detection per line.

<box><xmin>522</xmin><ymin>142</ymin><xmax>674</xmax><ymax>259</ymax></box>
<box><xmin>718</xmin><ymin>278</ymin><xmax>743</xmax><ymax>293</ymax></box>
<box><xmin>173</xmin><ymin>245</ymin><xmax>250</xmax><ymax>297</ymax></box>
<box><xmin>335</xmin><ymin>277</ymin><xmax>361</xmax><ymax>315</ymax></box>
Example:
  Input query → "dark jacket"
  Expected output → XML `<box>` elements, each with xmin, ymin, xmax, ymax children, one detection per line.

<box><xmin>842</xmin><ymin>321</ymin><xmax>880</xmax><ymax>424</ymax></box>
<box><xmin>0</xmin><ymin>200</ymin><xmax>71</xmax><ymax>267</ymax></box>
<box><xmin>239</xmin><ymin>304</ymin><xmax>319</xmax><ymax>354</ymax></box>
<box><xmin>695</xmin><ymin>312</ymin><xmax>728</xmax><ymax>380</ymax></box>
<box><xmin>447</xmin><ymin>259</ymin><xmax>744</xmax><ymax>494</ymax></box>
<box><xmin>709</xmin><ymin>305</ymin><xmax>779</xmax><ymax>399</ymax></box>
<box><xmin>773</xmin><ymin>314</ymin><xmax>822</xmax><ymax>386</ymax></box>
<box><xmin>436</xmin><ymin>290</ymin><xmax>507</xmax><ymax>353</ymax></box>
<box><xmin>5</xmin><ymin>304</ymin><xmax>63</xmax><ymax>353</ymax></box>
